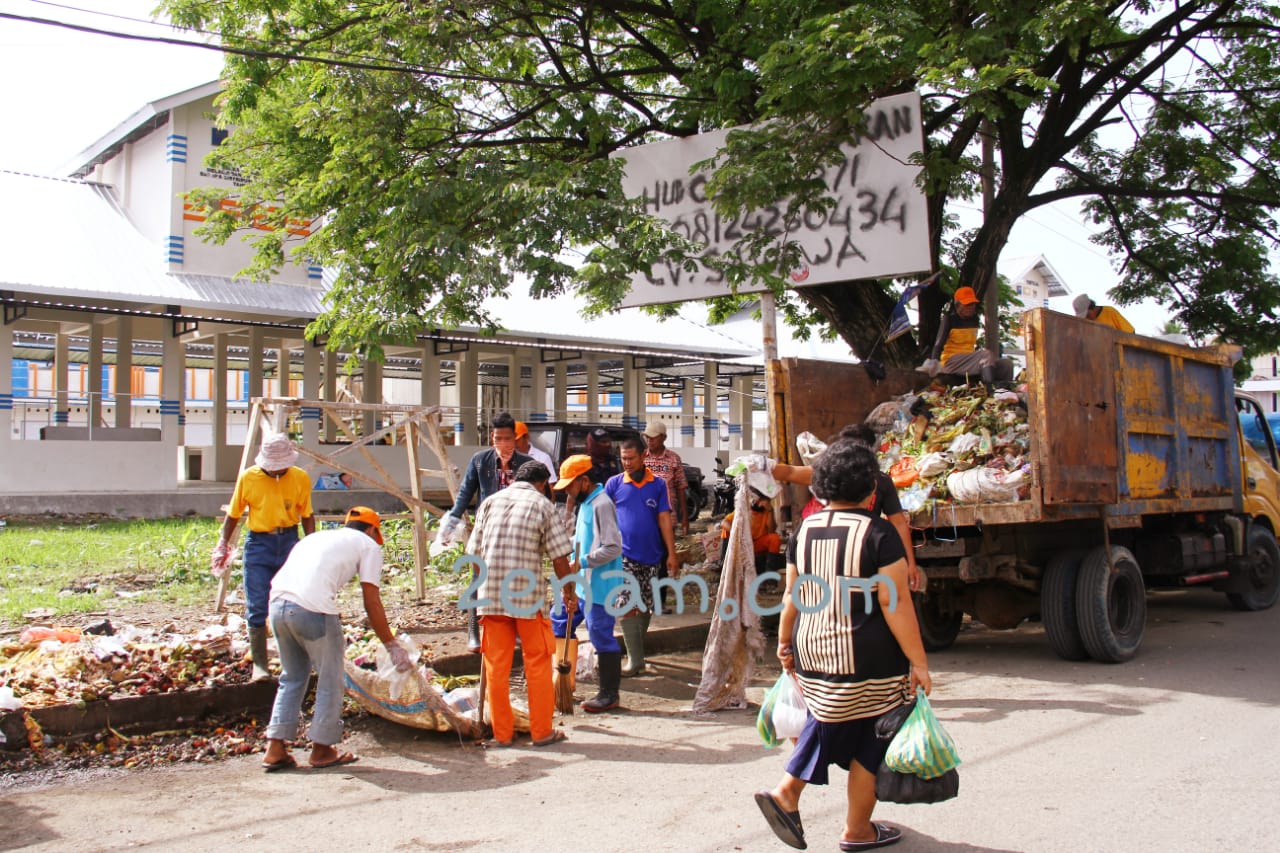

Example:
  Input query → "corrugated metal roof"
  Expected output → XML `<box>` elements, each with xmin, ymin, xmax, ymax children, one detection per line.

<box><xmin>0</xmin><ymin>170</ymin><xmax>323</xmax><ymax>321</ymax></box>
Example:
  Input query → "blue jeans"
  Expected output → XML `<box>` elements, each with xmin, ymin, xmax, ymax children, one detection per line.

<box><xmin>266</xmin><ymin>599</ymin><xmax>345</xmax><ymax>746</ymax></box>
<box><xmin>243</xmin><ymin>529</ymin><xmax>299</xmax><ymax>628</ymax></box>
<box><xmin>551</xmin><ymin>599</ymin><xmax>620</xmax><ymax>654</ymax></box>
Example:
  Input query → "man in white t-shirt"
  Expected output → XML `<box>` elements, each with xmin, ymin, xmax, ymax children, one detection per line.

<box><xmin>260</xmin><ymin>506</ymin><xmax>412</xmax><ymax>772</ymax></box>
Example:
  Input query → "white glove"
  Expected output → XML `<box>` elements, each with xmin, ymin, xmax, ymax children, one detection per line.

<box><xmin>917</xmin><ymin>358</ymin><xmax>941</xmax><ymax>377</ymax></box>
<box><xmin>434</xmin><ymin>514</ymin><xmax>461</xmax><ymax>547</ymax></box>
<box><xmin>385</xmin><ymin>641</ymin><xmax>414</xmax><ymax>672</ymax></box>
<box><xmin>726</xmin><ymin>454</ymin><xmax>776</xmax><ymax>477</ymax></box>
<box><xmin>210</xmin><ymin>540</ymin><xmax>231</xmax><ymax>577</ymax></box>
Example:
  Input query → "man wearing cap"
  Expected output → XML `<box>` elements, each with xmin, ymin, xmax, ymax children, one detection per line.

<box><xmin>212</xmin><ymin>432</ymin><xmax>316</xmax><ymax>681</ymax></box>
<box><xmin>466</xmin><ymin>461</ymin><xmax>577</xmax><ymax>746</ymax></box>
<box><xmin>607</xmin><ymin>435</ymin><xmax>681</xmax><ymax>677</ymax></box>
<box><xmin>552</xmin><ymin>455</ymin><xmax>626</xmax><ymax>712</ymax></box>
<box><xmin>514</xmin><ymin>420</ymin><xmax>556</xmax><ymax>473</ymax></box>
<box><xmin>642</xmin><ymin>420</ymin><xmax>689</xmax><ymax>537</ymax></box>
<box><xmin>260</xmin><ymin>507</ymin><xmax>411</xmax><ymax>771</ymax></box>
<box><xmin>1072</xmin><ymin>293</ymin><xmax>1135</xmax><ymax>333</ymax></box>
<box><xmin>918</xmin><ymin>286</ymin><xmax>1014</xmax><ymax>388</ymax></box>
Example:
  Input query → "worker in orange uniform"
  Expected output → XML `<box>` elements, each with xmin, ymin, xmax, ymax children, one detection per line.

<box><xmin>1072</xmin><ymin>294</ymin><xmax>1135</xmax><ymax>333</ymax></box>
<box><xmin>721</xmin><ymin>488</ymin><xmax>783</xmax><ymax>563</ymax></box>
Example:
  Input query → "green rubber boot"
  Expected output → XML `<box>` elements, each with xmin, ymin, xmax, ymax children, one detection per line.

<box><xmin>621</xmin><ymin>612</ymin><xmax>651</xmax><ymax>677</ymax></box>
<box><xmin>249</xmin><ymin>626</ymin><xmax>272</xmax><ymax>682</ymax></box>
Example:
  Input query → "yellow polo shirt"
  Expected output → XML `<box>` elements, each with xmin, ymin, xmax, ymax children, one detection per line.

<box><xmin>1094</xmin><ymin>306</ymin><xmax>1135</xmax><ymax>334</ymax></box>
<box><xmin>228</xmin><ymin>467</ymin><xmax>314</xmax><ymax>532</ymax></box>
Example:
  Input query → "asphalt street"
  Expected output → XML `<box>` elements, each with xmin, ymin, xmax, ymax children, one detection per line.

<box><xmin>3</xmin><ymin>587</ymin><xmax>1277</xmax><ymax>853</ymax></box>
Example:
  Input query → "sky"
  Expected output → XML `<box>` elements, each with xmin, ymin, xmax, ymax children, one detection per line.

<box><xmin>0</xmin><ymin>0</ymin><xmax>1173</xmax><ymax>337</ymax></box>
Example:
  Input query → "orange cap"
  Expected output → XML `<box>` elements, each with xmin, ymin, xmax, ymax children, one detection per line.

<box><xmin>554</xmin><ymin>454</ymin><xmax>594</xmax><ymax>491</ymax></box>
<box><xmin>953</xmin><ymin>286</ymin><xmax>980</xmax><ymax>305</ymax></box>
<box><xmin>514</xmin><ymin>421</ymin><xmax>529</xmax><ymax>439</ymax></box>
<box><xmin>345</xmin><ymin>506</ymin><xmax>383</xmax><ymax>544</ymax></box>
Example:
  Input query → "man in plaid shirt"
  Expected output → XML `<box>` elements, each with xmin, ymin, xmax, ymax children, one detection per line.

<box><xmin>466</xmin><ymin>461</ymin><xmax>577</xmax><ymax>747</ymax></box>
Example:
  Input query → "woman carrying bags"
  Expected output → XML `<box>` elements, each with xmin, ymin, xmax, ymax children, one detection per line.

<box><xmin>754</xmin><ymin>439</ymin><xmax>932</xmax><ymax>851</ymax></box>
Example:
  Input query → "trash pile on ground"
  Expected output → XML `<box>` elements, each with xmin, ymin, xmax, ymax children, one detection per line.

<box><xmin>866</xmin><ymin>383</ymin><xmax>1033</xmax><ymax>512</ymax></box>
<box><xmin>1</xmin><ymin>618</ymin><xmax>253</xmax><ymax>711</ymax></box>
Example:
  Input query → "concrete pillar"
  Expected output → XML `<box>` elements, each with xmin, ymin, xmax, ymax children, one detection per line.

<box><xmin>248</xmin><ymin>328</ymin><xmax>265</xmax><ymax>405</ymax></box>
<box><xmin>622</xmin><ymin>358</ymin><xmax>637</xmax><ymax>429</ymax></box>
<box><xmin>456</xmin><ymin>350</ymin><xmax>478</xmax><ymax>444</ymax></box>
<box><xmin>732</xmin><ymin>374</ymin><xmax>753</xmax><ymax>450</ymax></box>
<box><xmin>586</xmin><ymin>356</ymin><xmax>600</xmax><ymax>420</ymax></box>
<box><xmin>301</xmin><ymin>340</ymin><xmax>321</xmax><ymax>448</ymax></box>
<box><xmin>515</xmin><ymin>349</ymin><xmax>536</xmax><ymax>419</ymax></box>
<box><xmin>553</xmin><ymin>362</ymin><xmax>568</xmax><ymax>422</ymax></box>
<box><xmin>323</xmin><ymin>348</ymin><xmax>338</xmax><ymax>443</ymax></box>
<box><xmin>681</xmin><ymin>378</ymin><xmax>696</xmax><ymax>450</ymax></box>
<box><xmin>161</xmin><ymin>327</ymin><xmax>185</xmax><ymax>464</ymax></box>
<box><xmin>702</xmin><ymin>362</ymin><xmax>718</xmax><ymax>449</ymax></box>
<box><xmin>114</xmin><ymin>317</ymin><xmax>133</xmax><ymax>428</ymax></box>
<box><xmin>526</xmin><ymin>360</ymin><xmax>549</xmax><ymax>423</ymax></box>
<box><xmin>362</xmin><ymin>358</ymin><xmax>382</xmax><ymax>438</ymax></box>
<box><xmin>421</xmin><ymin>346</ymin><xmax>441</xmax><ymax>408</ymax></box>
<box><xmin>54</xmin><ymin>330</ymin><xmax>70</xmax><ymax>425</ymax></box>
<box><xmin>211</xmin><ymin>332</ymin><xmax>228</xmax><ymax>477</ymax></box>
<box><xmin>0</xmin><ymin>326</ymin><xmax>12</xmax><ymax>442</ymax></box>
<box><xmin>88</xmin><ymin>318</ymin><xmax>103</xmax><ymax>432</ymax></box>
<box><xmin>271</xmin><ymin>338</ymin><xmax>289</xmax><ymax>398</ymax></box>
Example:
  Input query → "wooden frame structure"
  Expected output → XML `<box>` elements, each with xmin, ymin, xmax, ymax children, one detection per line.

<box><xmin>214</xmin><ymin>396</ymin><xmax>461</xmax><ymax>610</ymax></box>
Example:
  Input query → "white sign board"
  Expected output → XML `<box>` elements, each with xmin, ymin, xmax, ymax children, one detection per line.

<box><xmin>616</xmin><ymin>91</ymin><xmax>930</xmax><ymax>307</ymax></box>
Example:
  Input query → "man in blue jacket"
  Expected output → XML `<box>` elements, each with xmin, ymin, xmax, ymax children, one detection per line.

<box><xmin>552</xmin><ymin>454</ymin><xmax>626</xmax><ymax>712</ymax></box>
<box><xmin>435</xmin><ymin>411</ymin><xmax>532</xmax><ymax>650</ymax></box>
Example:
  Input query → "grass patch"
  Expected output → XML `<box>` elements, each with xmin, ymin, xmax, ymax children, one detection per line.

<box><xmin>0</xmin><ymin>516</ymin><xmax>466</xmax><ymax>625</ymax></box>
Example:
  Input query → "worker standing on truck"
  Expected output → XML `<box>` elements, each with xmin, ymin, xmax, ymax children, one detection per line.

<box><xmin>918</xmin><ymin>285</ymin><xmax>1014</xmax><ymax>388</ymax></box>
<box><xmin>211</xmin><ymin>432</ymin><xmax>316</xmax><ymax>681</ymax></box>
<box><xmin>1072</xmin><ymin>294</ymin><xmax>1135</xmax><ymax>333</ymax></box>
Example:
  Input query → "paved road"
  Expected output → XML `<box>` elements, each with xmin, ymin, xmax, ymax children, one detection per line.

<box><xmin>4</xmin><ymin>588</ymin><xmax>1277</xmax><ymax>852</ymax></box>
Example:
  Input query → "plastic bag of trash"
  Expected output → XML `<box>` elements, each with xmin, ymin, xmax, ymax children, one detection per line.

<box><xmin>946</xmin><ymin>467</ymin><xmax>1023</xmax><ymax>503</ymax></box>
<box><xmin>0</xmin><ymin>685</ymin><xmax>23</xmax><ymax>711</ymax></box>
<box><xmin>795</xmin><ymin>431</ymin><xmax>828</xmax><ymax>465</ymax></box>
<box><xmin>915</xmin><ymin>452</ymin><xmax>952</xmax><ymax>479</ymax></box>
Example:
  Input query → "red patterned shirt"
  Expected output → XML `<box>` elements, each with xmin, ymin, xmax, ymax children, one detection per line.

<box><xmin>643</xmin><ymin>448</ymin><xmax>687</xmax><ymax>515</ymax></box>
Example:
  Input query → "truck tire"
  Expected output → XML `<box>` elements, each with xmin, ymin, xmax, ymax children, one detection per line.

<box><xmin>1041</xmin><ymin>551</ymin><xmax>1088</xmax><ymax>661</ymax></box>
<box><xmin>1227</xmin><ymin>525</ymin><xmax>1280</xmax><ymax>611</ymax></box>
<box><xmin>1075</xmin><ymin>545</ymin><xmax>1146</xmax><ymax>663</ymax></box>
<box><xmin>915</xmin><ymin>594</ymin><xmax>963</xmax><ymax>652</ymax></box>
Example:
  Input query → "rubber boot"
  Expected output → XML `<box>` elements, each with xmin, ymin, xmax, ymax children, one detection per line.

<box><xmin>466</xmin><ymin>611</ymin><xmax>482</xmax><ymax>654</ymax></box>
<box><xmin>620</xmin><ymin>613</ymin><xmax>650</xmax><ymax>677</ymax></box>
<box><xmin>582</xmin><ymin>652</ymin><xmax>622</xmax><ymax>713</ymax></box>
<box><xmin>249</xmin><ymin>626</ymin><xmax>272</xmax><ymax>682</ymax></box>
<box><xmin>979</xmin><ymin>364</ymin><xmax>996</xmax><ymax>397</ymax></box>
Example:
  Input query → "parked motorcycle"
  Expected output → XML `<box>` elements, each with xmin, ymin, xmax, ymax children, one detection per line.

<box><xmin>711</xmin><ymin>459</ymin><xmax>737</xmax><ymax>517</ymax></box>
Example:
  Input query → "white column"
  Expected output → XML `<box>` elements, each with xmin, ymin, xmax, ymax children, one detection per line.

<box><xmin>248</xmin><ymin>328</ymin><xmax>265</xmax><ymax>405</ymax></box>
<box><xmin>421</xmin><ymin>346</ymin><xmax>441</xmax><ymax>408</ymax></box>
<box><xmin>702</xmin><ymin>362</ymin><xmax>718</xmax><ymax>448</ymax></box>
<box><xmin>515</xmin><ymin>349</ymin><xmax>536</xmax><ymax>419</ymax></box>
<box><xmin>211</xmin><ymin>332</ymin><xmax>228</xmax><ymax>478</ymax></box>
<box><xmin>732</xmin><ymin>374</ymin><xmax>753</xmax><ymax>450</ymax></box>
<box><xmin>271</xmin><ymin>338</ymin><xmax>289</xmax><ymax>399</ymax></box>
<box><xmin>622</xmin><ymin>358</ymin><xmax>637</xmax><ymax>429</ymax></box>
<box><xmin>301</xmin><ymin>340</ymin><xmax>321</xmax><ymax>448</ymax></box>
<box><xmin>161</xmin><ymin>326</ymin><xmax>185</xmax><ymax>470</ymax></box>
<box><xmin>456</xmin><ymin>350</ymin><xmax>478</xmax><ymax>443</ymax></box>
<box><xmin>553</xmin><ymin>362</ymin><xmax>568</xmax><ymax>422</ymax></box>
<box><xmin>54</xmin><ymin>330</ymin><xmax>69</xmax><ymax>426</ymax></box>
<box><xmin>681</xmin><ymin>378</ymin><xmax>696</xmax><ymax>450</ymax></box>
<box><xmin>362</xmin><ymin>357</ymin><xmax>382</xmax><ymax>438</ymax></box>
<box><xmin>323</xmin><ymin>348</ymin><xmax>338</xmax><ymax>443</ymax></box>
<box><xmin>0</xmin><ymin>326</ymin><xmax>13</xmax><ymax>443</ymax></box>
<box><xmin>114</xmin><ymin>317</ymin><xmax>133</xmax><ymax>428</ymax></box>
<box><xmin>586</xmin><ymin>356</ymin><xmax>600</xmax><ymax>420</ymax></box>
<box><xmin>88</xmin><ymin>318</ymin><xmax>103</xmax><ymax>432</ymax></box>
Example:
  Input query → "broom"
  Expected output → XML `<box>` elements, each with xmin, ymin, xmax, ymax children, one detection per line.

<box><xmin>554</xmin><ymin>600</ymin><xmax>578</xmax><ymax>714</ymax></box>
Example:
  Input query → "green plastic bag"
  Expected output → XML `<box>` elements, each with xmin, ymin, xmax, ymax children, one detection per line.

<box><xmin>884</xmin><ymin>688</ymin><xmax>961</xmax><ymax>779</ymax></box>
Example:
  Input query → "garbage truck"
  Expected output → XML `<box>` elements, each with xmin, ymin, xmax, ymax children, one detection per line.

<box><xmin>767</xmin><ymin>307</ymin><xmax>1280</xmax><ymax>662</ymax></box>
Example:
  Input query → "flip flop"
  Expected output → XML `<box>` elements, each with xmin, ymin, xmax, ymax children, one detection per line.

<box><xmin>753</xmin><ymin>790</ymin><xmax>806</xmax><ymax>850</ymax></box>
<box><xmin>838</xmin><ymin>823</ymin><xmax>902</xmax><ymax>851</ymax></box>
<box><xmin>310</xmin><ymin>751</ymin><xmax>359</xmax><ymax>769</ymax></box>
<box><xmin>531</xmin><ymin>730</ymin><xmax>569</xmax><ymax>747</ymax></box>
<box><xmin>261</xmin><ymin>755</ymin><xmax>297</xmax><ymax>773</ymax></box>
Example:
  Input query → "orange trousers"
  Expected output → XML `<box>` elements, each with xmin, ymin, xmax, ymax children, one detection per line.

<box><xmin>480</xmin><ymin>613</ymin><xmax>555</xmax><ymax>743</ymax></box>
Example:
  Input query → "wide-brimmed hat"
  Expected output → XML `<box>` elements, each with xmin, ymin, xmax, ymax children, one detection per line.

<box><xmin>255</xmin><ymin>433</ymin><xmax>299</xmax><ymax>471</ymax></box>
<box><xmin>554</xmin><ymin>454</ymin><xmax>594</xmax><ymax>490</ymax></box>
<box><xmin>345</xmin><ymin>506</ymin><xmax>383</xmax><ymax>544</ymax></box>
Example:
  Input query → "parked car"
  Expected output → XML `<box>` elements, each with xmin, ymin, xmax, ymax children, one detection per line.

<box><xmin>525</xmin><ymin>421</ymin><xmax>707</xmax><ymax>522</ymax></box>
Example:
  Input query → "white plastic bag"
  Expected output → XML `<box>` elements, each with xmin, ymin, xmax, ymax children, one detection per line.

<box><xmin>795</xmin><ymin>431</ymin><xmax>828</xmax><ymax>465</ymax></box>
<box><xmin>915</xmin><ymin>452</ymin><xmax>952</xmax><ymax>478</ymax></box>
<box><xmin>772</xmin><ymin>675</ymin><xmax>808</xmax><ymax>740</ymax></box>
<box><xmin>375</xmin><ymin>635</ymin><xmax>425</xmax><ymax>701</ymax></box>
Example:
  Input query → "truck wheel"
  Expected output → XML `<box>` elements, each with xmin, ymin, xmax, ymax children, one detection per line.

<box><xmin>915</xmin><ymin>594</ymin><xmax>963</xmax><ymax>652</ymax></box>
<box><xmin>1041</xmin><ymin>551</ymin><xmax>1088</xmax><ymax>661</ymax></box>
<box><xmin>1227</xmin><ymin>526</ymin><xmax>1280</xmax><ymax>611</ymax></box>
<box><xmin>1075</xmin><ymin>545</ymin><xmax>1146</xmax><ymax>663</ymax></box>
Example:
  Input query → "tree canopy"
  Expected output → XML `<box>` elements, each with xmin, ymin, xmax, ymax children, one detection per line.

<box><xmin>162</xmin><ymin>0</ymin><xmax>1280</xmax><ymax>366</ymax></box>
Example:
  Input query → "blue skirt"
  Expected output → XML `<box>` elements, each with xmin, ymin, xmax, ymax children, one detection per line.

<box><xmin>784</xmin><ymin>710</ymin><xmax>893</xmax><ymax>784</ymax></box>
